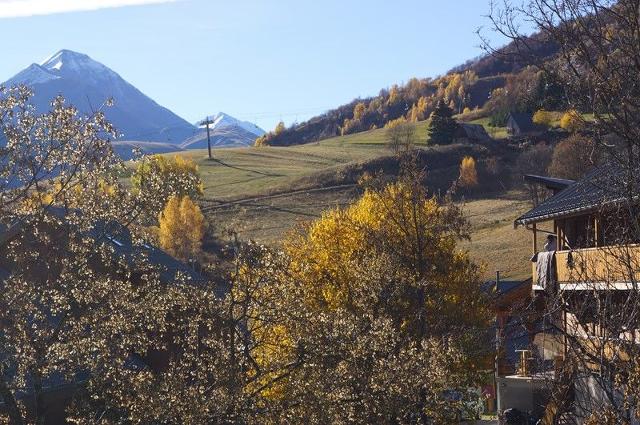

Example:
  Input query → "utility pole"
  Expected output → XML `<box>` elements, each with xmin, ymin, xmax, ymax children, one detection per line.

<box><xmin>201</xmin><ymin>116</ymin><xmax>215</xmax><ymax>160</ymax></box>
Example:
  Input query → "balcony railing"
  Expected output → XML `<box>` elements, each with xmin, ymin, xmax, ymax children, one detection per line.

<box><xmin>533</xmin><ymin>245</ymin><xmax>640</xmax><ymax>288</ymax></box>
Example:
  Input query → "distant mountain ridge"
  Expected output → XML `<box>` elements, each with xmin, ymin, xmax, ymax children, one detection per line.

<box><xmin>3</xmin><ymin>50</ymin><xmax>264</xmax><ymax>153</ymax></box>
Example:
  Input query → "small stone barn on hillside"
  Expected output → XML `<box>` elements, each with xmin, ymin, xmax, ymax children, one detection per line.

<box><xmin>455</xmin><ymin>123</ymin><xmax>491</xmax><ymax>142</ymax></box>
<box><xmin>506</xmin><ymin>112</ymin><xmax>543</xmax><ymax>136</ymax></box>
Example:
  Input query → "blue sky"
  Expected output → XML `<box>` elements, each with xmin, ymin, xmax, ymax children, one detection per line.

<box><xmin>0</xmin><ymin>0</ymin><xmax>507</xmax><ymax>131</ymax></box>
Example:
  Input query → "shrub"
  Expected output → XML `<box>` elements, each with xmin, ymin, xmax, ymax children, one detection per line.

<box><xmin>384</xmin><ymin>116</ymin><xmax>408</xmax><ymax>129</ymax></box>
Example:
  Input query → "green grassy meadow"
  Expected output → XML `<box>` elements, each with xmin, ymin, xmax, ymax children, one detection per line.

<box><xmin>170</xmin><ymin>117</ymin><xmax>509</xmax><ymax>201</ymax></box>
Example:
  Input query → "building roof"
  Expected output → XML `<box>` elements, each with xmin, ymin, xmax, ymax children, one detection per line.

<box><xmin>523</xmin><ymin>174</ymin><xmax>575</xmax><ymax>192</ymax></box>
<box><xmin>515</xmin><ymin>166</ymin><xmax>623</xmax><ymax>226</ymax></box>
<box><xmin>456</xmin><ymin>123</ymin><xmax>490</xmax><ymax>141</ymax></box>
<box><xmin>508</xmin><ymin>112</ymin><xmax>542</xmax><ymax>134</ymax></box>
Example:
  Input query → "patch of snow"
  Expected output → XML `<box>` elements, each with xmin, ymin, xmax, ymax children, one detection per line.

<box><xmin>40</xmin><ymin>49</ymin><xmax>115</xmax><ymax>79</ymax></box>
<box><xmin>40</xmin><ymin>51</ymin><xmax>62</xmax><ymax>66</ymax></box>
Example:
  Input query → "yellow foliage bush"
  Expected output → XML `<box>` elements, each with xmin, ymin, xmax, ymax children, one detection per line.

<box><xmin>274</xmin><ymin>121</ymin><xmax>286</xmax><ymax>136</ymax></box>
<box><xmin>158</xmin><ymin>195</ymin><xmax>205</xmax><ymax>260</ymax></box>
<box><xmin>254</xmin><ymin>135</ymin><xmax>267</xmax><ymax>147</ymax></box>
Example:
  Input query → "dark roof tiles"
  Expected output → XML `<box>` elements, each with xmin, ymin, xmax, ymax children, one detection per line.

<box><xmin>515</xmin><ymin>166</ymin><xmax>622</xmax><ymax>225</ymax></box>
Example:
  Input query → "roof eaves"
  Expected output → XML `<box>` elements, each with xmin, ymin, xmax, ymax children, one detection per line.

<box><xmin>523</xmin><ymin>174</ymin><xmax>575</xmax><ymax>191</ymax></box>
<box><xmin>514</xmin><ymin>203</ymin><xmax>599</xmax><ymax>226</ymax></box>
<box><xmin>514</xmin><ymin>195</ymin><xmax>625</xmax><ymax>227</ymax></box>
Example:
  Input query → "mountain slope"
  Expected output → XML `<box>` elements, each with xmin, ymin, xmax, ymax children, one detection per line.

<box><xmin>4</xmin><ymin>49</ymin><xmax>196</xmax><ymax>144</ymax></box>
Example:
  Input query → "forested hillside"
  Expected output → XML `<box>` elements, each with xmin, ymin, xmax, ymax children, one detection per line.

<box><xmin>256</xmin><ymin>30</ymin><xmax>563</xmax><ymax>147</ymax></box>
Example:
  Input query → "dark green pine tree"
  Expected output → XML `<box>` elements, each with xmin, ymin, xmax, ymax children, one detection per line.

<box><xmin>427</xmin><ymin>100</ymin><xmax>459</xmax><ymax>145</ymax></box>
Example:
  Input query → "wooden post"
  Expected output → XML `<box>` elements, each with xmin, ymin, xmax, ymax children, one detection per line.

<box><xmin>532</xmin><ymin>223</ymin><xmax>538</xmax><ymax>255</ymax></box>
<box><xmin>201</xmin><ymin>116</ymin><xmax>215</xmax><ymax>160</ymax></box>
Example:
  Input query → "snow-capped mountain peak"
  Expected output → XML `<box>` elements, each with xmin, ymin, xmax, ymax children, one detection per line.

<box><xmin>200</xmin><ymin>112</ymin><xmax>265</xmax><ymax>137</ymax></box>
<box><xmin>40</xmin><ymin>49</ymin><xmax>115</xmax><ymax>79</ymax></box>
<box><xmin>4</xmin><ymin>49</ymin><xmax>196</xmax><ymax>144</ymax></box>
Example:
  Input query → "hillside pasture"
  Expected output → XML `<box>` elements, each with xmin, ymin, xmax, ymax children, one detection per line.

<box><xmin>170</xmin><ymin>132</ymin><xmax>530</xmax><ymax>280</ymax></box>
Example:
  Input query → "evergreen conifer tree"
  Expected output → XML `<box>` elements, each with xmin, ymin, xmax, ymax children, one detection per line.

<box><xmin>427</xmin><ymin>100</ymin><xmax>458</xmax><ymax>145</ymax></box>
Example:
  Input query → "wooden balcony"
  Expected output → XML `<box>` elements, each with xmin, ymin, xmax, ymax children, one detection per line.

<box><xmin>533</xmin><ymin>245</ymin><xmax>640</xmax><ymax>289</ymax></box>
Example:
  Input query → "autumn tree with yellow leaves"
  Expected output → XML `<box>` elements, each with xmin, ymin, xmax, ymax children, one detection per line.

<box><xmin>408</xmin><ymin>96</ymin><xmax>429</xmax><ymax>122</ymax></box>
<box><xmin>532</xmin><ymin>108</ymin><xmax>553</xmax><ymax>127</ymax></box>
<box><xmin>274</xmin><ymin>120</ymin><xmax>286</xmax><ymax>136</ymax></box>
<box><xmin>459</xmin><ymin>156</ymin><xmax>479</xmax><ymax>189</ymax></box>
<box><xmin>158</xmin><ymin>195</ymin><xmax>205</xmax><ymax>261</ymax></box>
<box><xmin>254</xmin><ymin>121</ymin><xmax>286</xmax><ymax>146</ymax></box>
<box><xmin>243</xmin><ymin>165</ymin><xmax>490</xmax><ymax>422</ymax></box>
